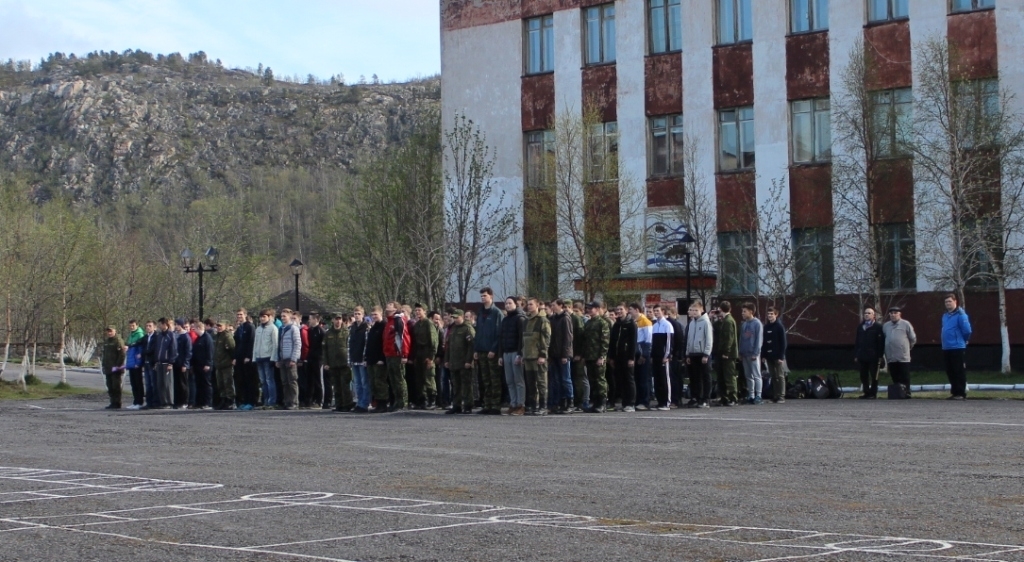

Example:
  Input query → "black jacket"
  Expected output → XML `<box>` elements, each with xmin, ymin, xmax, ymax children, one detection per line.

<box><xmin>233</xmin><ymin>321</ymin><xmax>255</xmax><ymax>362</ymax></box>
<box><xmin>174</xmin><ymin>332</ymin><xmax>192</xmax><ymax>369</ymax></box>
<box><xmin>761</xmin><ymin>320</ymin><xmax>787</xmax><ymax>361</ymax></box>
<box><xmin>498</xmin><ymin>308</ymin><xmax>526</xmax><ymax>356</ymax></box>
<box><xmin>854</xmin><ymin>321</ymin><xmax>885</xmax><ymax>362</ymax></box>
<box><xmin>349</xmin><ymin>321</ymin><xmax>369</xmax><ymax>363</ymax></box>
<box><xmin>154</xmin><ymin>330</ymin><xmax>177</xmax><ymax>365</ymax></box>
<box><xmin>191</xmin><ymin>332</ymin><xmax>214</xmax><ymax>369</ymax></box>
<box><xmin>365</xmin><ymin>320</ymin><xmax>385</xmax><ymax>364</ymax></box>
<box><xmin>668</xmin><ymin>317</ymin><xmax>686</xmax><ymax>361</ymax></box>
<box><xmin>307</xmin><ymin>324</ymin><xmax>326</xmax><ymax>362</ymax></box>
<box><xmin>610</xmin><ymin>318</ymin><xmax>638</xmax><ymax>361</ymax></box>
<box><xmin>144</xmin><ymin>332</ymin><xmax>157</xmax><ymax>366</ymax></box>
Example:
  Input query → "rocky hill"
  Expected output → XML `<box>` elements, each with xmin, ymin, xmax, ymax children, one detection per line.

<box><xmin>0</xmin><ymin>51</ymin><xmax>440</xmax><ymax>202</ymax></box>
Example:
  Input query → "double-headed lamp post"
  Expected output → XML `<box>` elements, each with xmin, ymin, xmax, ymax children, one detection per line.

<box><xmin>181</xmin><ymin>247</ymin><xmax>219</xmax><ymax>319</ymax></box>
<box><xmin>290</xmin><ymin>259</ymin><xmax>304</xmax><ymax>312</ymax></box>
<box><xmin>680</xmin><ymin>232</ymin><xmax>696</xmax><ymax>305</ymax></box>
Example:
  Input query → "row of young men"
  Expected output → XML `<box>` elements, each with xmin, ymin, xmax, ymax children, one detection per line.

<box><xmin>98</xmin><ymin>291</ymin><xmax>794</xmax><ymax>413</ymax></box>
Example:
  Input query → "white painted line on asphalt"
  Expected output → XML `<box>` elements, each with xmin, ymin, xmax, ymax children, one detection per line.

<box><xmin>634</xmin><ymin>416</ymin><xmax>1024</xmax><ymax>428</ymax></box>
<box><xmin>4</xmin><ymin>466</ymin><xmax>1024</xmax><ymax>561</ymax></box>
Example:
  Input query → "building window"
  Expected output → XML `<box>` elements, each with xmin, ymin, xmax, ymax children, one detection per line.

<box><xmin>718</xmin><ymin>0</ymin><xmax>753</xmax><ymax>44</ymax></box>
<box><xmin>584</xmin><ymin>4</ymin><xmax>616</xmax><ymax>65</ymax></box>
<box><xmin>877</xmin><ymin>222</ymin><xmax>915</xmax><ymax>291</ymax></box>
<box><xmin>958</xmin><ymin>79</ymin><xmax>1000</xmax><ymax>148</ymax></box>
<box><xmin>868</xmin><ymin>0</ymin><xmax>909</xmax><ymax>22</ymax></box>
<box><xmin>649</xmin><ymin>0</ymin><xmax>682</xmax><ymax>54</ymax></box>
<box><xmin>792</xmin><ymin>228</ymin><xmax>835</xmax><ymax>294</ymax></box>
<box><xmin>719</xmin><ymin>107</ymin><xmax>755</xmax><ymax>171</ymax></box>
<box><xmin>525</xmin><ymin>130</ymin><xmax>555</xmax><ymax>189</ymax></box>
<box><xmin>791</xmin><ymin>98</ymin><xmax>831</xmax><ymax>163</ymax></box>
<box><xmin>650</xmin><ymin>115</ymin><xmax>685</xmax><ymax>177</ymax></box>
<box><xmin>588</xmin><ymin>122</ymin><xmax>619</xmax><ymax>182</ymax></box>
<box><xmin>872</xmin><ymin>88</ymin><xmax>912</xmax><ymax>158</ymax></box>
<box><xmin>525</xmin><ymin>16</ymin><xmax>554</xmax><ymax>74</ymax></box>
<box><xmin>526</xmin><ymin>241</ymin><xmax>558</xmax><ymax>301</ymax></box>
<box><xmin>719</xmin><ymin>231</ymin><xmax>757</xmax><ymax>295</ymax></box>
<box><xmin>951</xmin><ymin>0</ymin><xmax>994</xmax><ymax>12</ymax></box>
<box><xmin>791</xmin><ymin>0</ymin><xmax>828</xmax><ymax>33</ymax></box>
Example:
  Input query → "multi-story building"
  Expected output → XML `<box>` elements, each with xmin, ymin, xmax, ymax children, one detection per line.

<box><xmin>441</xmin><ymin>0</ymin><xmax>1024</xmax><ymax>364</ymax></box>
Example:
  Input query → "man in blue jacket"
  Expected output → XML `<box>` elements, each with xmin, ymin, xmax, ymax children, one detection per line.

<box><xmin>473</xmin><ymin>287</ymin><xmax>505</xmax><ymax>415</ymax></box>
<box><xmin>941</xmin><ymin>293</ymin><xmax>972</xmax><ymax>400</ymax></box>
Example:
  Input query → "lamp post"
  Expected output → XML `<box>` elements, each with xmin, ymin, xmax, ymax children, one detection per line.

<box><xmin>181</xmin><ymin>247</ymin><xmax>219</xmax><ymax>319</ymax></box>
<box><xmin>289</xmin><ymin>259</ymin><xmax>304</xmax><ymax>312</ymax></box>
<box><xmin>680</xmin><ymin>232</ymin><xmax>696</xmax><ymax>304</ymax></box>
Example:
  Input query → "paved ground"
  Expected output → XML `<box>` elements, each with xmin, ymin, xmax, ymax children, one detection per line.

<box><xmin>6</xmin><ymin>366</ymin><xmax>107</xmax><ymax>390</ymax></box>
<box><xmin>1</xmin><ymin>392</ymin><xmax>1023</xmax><ymax>561</ymax></box>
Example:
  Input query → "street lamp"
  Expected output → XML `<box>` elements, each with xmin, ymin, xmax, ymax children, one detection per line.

<box><xmin>181</xmin><ymin>247</ymin><xmax>219</xmax><ymax>319</ymax></box>
<box><xmin>680</xmin><ymin>232</ymin><xmax>696</xmax><ymax>304</ymax></box>
<box><xmin>289</xmin><ymin>259</ymin><xmax>304</xmax><ymax>312</ymax></box>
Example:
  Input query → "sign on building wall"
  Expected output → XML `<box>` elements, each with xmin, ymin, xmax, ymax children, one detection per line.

<box><xmin>645</xmin><ymin>208</ymin><xmax>691</xmax><ymax>270</ymax></box>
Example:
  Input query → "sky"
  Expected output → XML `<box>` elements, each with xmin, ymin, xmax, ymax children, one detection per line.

<box><xmin>0</xmin><ymin>0</ymin><xmax>441</xmax><ymax>82</ymax></box>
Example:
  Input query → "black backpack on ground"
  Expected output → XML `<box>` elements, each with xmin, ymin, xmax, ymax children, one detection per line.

<box><xmin>825</xmin><ymin>373</ymin><xmax>844</xmax><ymax>399</ymax></box>
<box><xmin>887</xmin><ymin>383</ymin><xmax>908</xmax><ymax>399</ymax></box>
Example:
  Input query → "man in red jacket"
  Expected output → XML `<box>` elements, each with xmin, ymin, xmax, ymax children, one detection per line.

<box><xmin>383</xmin><ymin>301</ymin><xmax>410</xmax><ymax>411</ymax></box>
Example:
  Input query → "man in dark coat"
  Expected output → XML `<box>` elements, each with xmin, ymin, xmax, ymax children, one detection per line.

<box><xmin>854</xmin><ymin>306</ymin><xmax>886</xmax><ymax>399</ymax></box>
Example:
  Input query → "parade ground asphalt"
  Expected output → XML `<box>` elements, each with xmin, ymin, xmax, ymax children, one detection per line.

<box><xmin>1</xmin><ymin>388</ymin><xmax>1023</xmax><ymax>562</ymax></box>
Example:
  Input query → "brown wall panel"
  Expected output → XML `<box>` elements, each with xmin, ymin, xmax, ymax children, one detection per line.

<box><xmin>786</xmin><ymin>32</ymin><xmax>830</xmax><ymax>100</ymax></box>
<box><xmin>645</xmin><ymin>54</ymin><xmax>683</xmax><ymax>116</ymax></box>
<box><xmin>869</xmin><ymin>158</ymin><xmax>914</xmax><ymax>223</ymax></box>
<box><xmin>789</xmin><ymin>164</ymin><xmax>833</xmax><ymax>229</ymax></box>
<box><xmin>522</xmin><ymin>73</ymin><xmax>555</xmax><ymax>131</ymax></box>
<box><xmin>582</xmin><ymin>64</ymin><xmax>617</xmax><ymax>122</ymax></box>
<box><xmin>647</xmin><ymin>178</ymin><xmax>683</xmax><ymax>208</ymax></box>
<box><xmin>948</xmin><ymin>9</ymin><xmax>998</xmax><ymax>80</ymax></box>
<box><xmin>713</xmin><ymin>44</ymin><xmax>754</xmax><ymax>108</ymax></box>
<box><xmin>522</xmin><ymin>188</ymin><xmax>557</xmax><ymax>242</ymax></box>
<box><xmin>715</xmin><ymin>172</ymin><xmax>756</xmax><ymax>232</ymax></box>
<box><xmin>442</xmin><ymin>0</ymin><xmax>521</xmax><ymax>32</ymax></box>
<box><xmin>863</xmin><ymin>21</ymin><xmax>912</xmax><ymax>90</ymax></box>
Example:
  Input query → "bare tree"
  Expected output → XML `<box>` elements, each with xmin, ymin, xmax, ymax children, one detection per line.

<box><xmin>911</xmin><ymin>36</ymin><xmax>1024</xmax><ymax>373</ymax></box>
<box><xmin>674</xmin><ymin>136</ymin><xmax>718</xmax><ymax>303</ymax></box>
<box><xmin>534</xmin><ymin>108</ymin><xmax>646</xmax><ymax>301</ymax></box>
<box><xmin>444</xmin><ymin>112</ymin><xmax>516</xmax><ymax>304</ymax></box>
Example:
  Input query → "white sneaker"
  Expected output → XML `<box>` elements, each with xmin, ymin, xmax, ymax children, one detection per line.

<box><xmin>126</xmin><ymin>404</ymin><xmax>140</xmax><ymax>410</ymax></box>
<box><xmin>623</xmin><ymin>406</ymin><xmax>635</xmax><ymax>412</ymax></box>
<box><xmin>635</xmin><ymin>404</ymin><xmax>649</xmax><ymax>411</ymax></box>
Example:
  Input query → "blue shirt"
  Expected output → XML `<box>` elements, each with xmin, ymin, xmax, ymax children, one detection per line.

<box><xmin>941</xmin><ymin>308</ymin><xmax>972</xmax><ymax>350</ymax></box>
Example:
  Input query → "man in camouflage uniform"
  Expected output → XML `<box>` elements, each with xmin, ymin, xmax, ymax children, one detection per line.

<box><xmin>569</xmin><ymin>300</ymin><xmax>589</xmax><ymax>412</ymax></box>
<box><xmin>101</xmin><ymin>326</ymin><xmax>127</xmax><ymax>409</ymax></box>
<box><xmin>444</xmin><ymin>309</ymin><xmax>475</xmax><ymax>414</ymax></box>
<box><xmin>213</xmin><ymin>320</ymin><xmax>237</xmax><ymax>410</ymax></box>
<box><xmin>582</xmin><ymin>301</ymin><xmax>611</xmax><ymax>413</ymax></box>
<box><xmin>412</xmin><ymin>304</ymin><xmax>440</xmax><ymax>409</ymax></box>
<box><xmin>713</xmin><ymin>300</ymin><xmax>740</xmax><ymax>406</ymax></box>
<box><xmin>324</xmin><ymin>313</ymin><xmax>354</xmax><ymax>411</ymax></box>
<box><xmin>522</xmin><ymin>297</ymin><xmax>551</xmax><ymax>415</ymax></box>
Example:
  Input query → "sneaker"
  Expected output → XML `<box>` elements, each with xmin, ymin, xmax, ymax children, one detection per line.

<box><xmin>773</xmin><ymin>398</ymin><xmax>785</xmax><ymax>404</ymax></box>
<box><xmin>635</xmin><ymin>404</ymin><xmax>649</xmax><ymax>411</ymax></box>
<box><xmin>201</xmin><ymin>406</ymin><xmax>213</xmax><ymax>410</ymax></box>
<box><xmin>125</xmin><ymin>404</ymin><xmax>140</xmax><ymax>410</ymax></box>
<box><xmin>224</xmin><ymin>404</ymin><xmax>236</xmax><ymax>411</ymax></box>
<box><xmin>724</xmin><ymin>401</ymin><xmax>737</xmax><ymax>407</ymax></box>
<box><xmin>754</xmin><ymin>397</ymin><xmax>763</xmax><ymax>405</ymax></box>
<box><xmin>655</xmin><ymin>405</ymin><xmax>670</xmax><ymax>411</ymax></box>
<box><xmin>685</xmin><ymin>399</ymin><xmax>698</xmax><ymax>408</ymax></box>
<box><xmin>698</xmin><ymin>402</ymin><xmax>710</xmax><ymax>409</ymax></box>
<box><xmin>623</xmin><ymin>406</ymin><xmax>635</xmax><ymax>413</ymax></box>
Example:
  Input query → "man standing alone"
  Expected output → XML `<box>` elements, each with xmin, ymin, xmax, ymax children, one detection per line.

<box><xmin>941</xmin><ymin>294</ymin><xmax>972</xmax><ymax>400</ymax></box>
<box><xmin>883</xmin><ymin>306</ymin><xmax>916</xmax><ymax>398</ymax></box>
<box><xmin>761</xmin><ymin>307</ymin><xmax>787</xmax><ymax>404</ymax></box>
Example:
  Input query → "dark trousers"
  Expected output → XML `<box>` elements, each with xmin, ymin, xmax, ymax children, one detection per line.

<box><xmin>274</xmin><ymin>365</ymin><xmax>284</xmax><ymax>406</ymax></box>
<box><xmin>173</xmin><ymin>364</ymin><xmax>189</xmax><ymax>407</ymax></box>
<box><xmin>859</xmin><ymin>359</ymin><xmax>880</xmax><ymax>397</ymax></box>
<box><xmin>944</xmin><ymin>349</ymin><xmax>967</xmax><ymax>397</ymax></box>
<box><xmin>105</xmin><ymin>371</ymin><xmax>123</xmax><ymax>407</ymax></box>
<box><xmin>687</xmin><ymin>355</ymin><xmax>712</xmax><ymax>403</ymax></box>
<box><xmin>635</xmin><ymin>344</ymin><xmax>652</xmax><ymax>406</ymax></box>
<box><xmin>669</xmin><ymin>359</ymin><xmax>684</xmax><ymax>405</ymax></box>
<box><xmin>888</xmin><ymin>361</ymin><xmax>911</xmax><ymax>395</ymax></box>
<box><xmin>191</xmin><ymin>365</ymin><xmax>213</xmax><ymax>408</ymax></box>
<box><xmin>653</xmin><ymin>359</ymin><xmax>670</xmax><ymax>407</ymax></box>
<box><xmin>233</xmin><ymin>361</ymin><xmax>260</xmax><ymax>406</ymax></box>
<box><xmin>613</xmin><ymin>359</ymin><xmax>636</xmax><ymax>408</ymax></box>
<box><xmin>301</xmin><ymin>359</ymin><xmax>323</xmax><ymax>406</ymax></box>
<box><xmin>128</xmin><ymin>367</ymin><xmax>144</xmax><ymax>406</ymax></box>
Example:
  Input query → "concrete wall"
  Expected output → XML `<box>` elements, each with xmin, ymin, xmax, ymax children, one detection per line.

<box><xmin>441</xmin><ymin>18</ymin><xmax>525</xmax><ymax>298</ymax></box>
